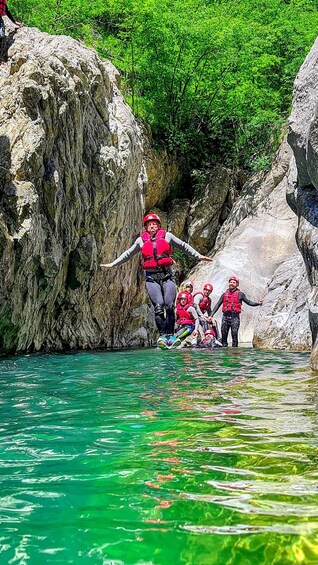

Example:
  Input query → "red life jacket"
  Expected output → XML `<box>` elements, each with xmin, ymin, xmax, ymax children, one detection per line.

<box><xmin>141</xmin><ymin>229</ymin><xmax>173</xmax><ymax>270</ymax></box>
<box><xmin>193</xmin><ymin>292</ymin><xmax>211</xmax><ymax>313</ymax></box>
<box><xmin>222</xmin><ymin>289</ymin><xmax>241</xmax><ymax>313</ymax></box>
<box><xmin>176</xmin><ymin>303</ymin><xmax>195</xmax><ymax>325</ymax></box>
<box><xmin>0</xmin><ymin>0</ymin><xmax>7</xmax><ymax>16</ymax></box>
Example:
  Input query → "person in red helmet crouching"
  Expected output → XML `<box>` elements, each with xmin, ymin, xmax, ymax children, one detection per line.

<box><xmin>167</xmin><ymin>292</ymin><xmax>200</xmax><ymax>349</ymax></box>
<box><xmin>100</xmin><ymin>213</ymin><xmax>212</xmax><ymax>348</ymax></box>
<box><xmin>211</xmin><ymin>276</ymin><xmax>263</xmax><ymax>347</ymax></box>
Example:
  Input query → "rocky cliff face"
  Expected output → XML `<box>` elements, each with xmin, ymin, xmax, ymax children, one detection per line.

<box><xmin>190</xmin><ymin>141</ymin><xmax>311</xmax><ymax>349</ymax></box>
<box><xmin>187</xmin><ymin>37</ymin><xmax>318</xmax><ymax>353</ymax></box>
<box><xmin>0</xmin><ymin>25</ymin><xmax>315</xmax><ymax>356</ymax></box>
<box><xmin>287</xmin><ymin>36</ymin><xmax>318</xmax><ymax>369</ymax></box>
<box><xmin>0</xmin><ymin>26</ymin><xmax>152</xmax><ymax>353</ymax></box>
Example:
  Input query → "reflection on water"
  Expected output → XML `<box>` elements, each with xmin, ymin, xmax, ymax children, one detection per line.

<box><xmin>1</xmin><ymin>348</ymin><xmax>318</xmax><ymax>564</ymax></box>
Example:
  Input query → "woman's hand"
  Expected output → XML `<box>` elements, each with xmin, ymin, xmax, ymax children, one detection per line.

<box><xmin>100</xmin><ymin>263</ymin><xmax>113</xmax><ymax>268</ymax></box>
<box><xmin>199</xmin><ymin>255</ymin><xmax>213</xmax><ymax>262</ymax></box>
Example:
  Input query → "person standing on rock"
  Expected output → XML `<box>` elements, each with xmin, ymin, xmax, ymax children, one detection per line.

<box><xmin>211</xmin><ymin>276</ymin><xmax>263</xmax><ymax>347</ymax></box>
<box><xmin>100</xmin><ymin>213</ymin><xmax>212</xmax><ymax>347</ymax></box>
<box><xmin>0</xmin><ymin>0</ymin><xmax>22</xmax><ymax>61</ymax></box>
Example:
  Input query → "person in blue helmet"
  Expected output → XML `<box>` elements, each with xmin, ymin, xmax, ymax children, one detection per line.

<box><xmin>100</xmin><ymin>213</ymin><xmax>212</xmax><ymax>347</ymax></box>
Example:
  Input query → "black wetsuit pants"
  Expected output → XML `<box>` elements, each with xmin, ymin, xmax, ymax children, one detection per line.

<box><xmin>145</xmin><ymin>273</ymin><xmax>176</xmax><ymax>335</ymax></box>
<box><xmin>221</xmin><ymin>312</ymin><xmax>240</xmax><ymax>347</ymax></box>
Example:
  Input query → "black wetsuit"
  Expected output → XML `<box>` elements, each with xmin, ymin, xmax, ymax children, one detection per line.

<box><xmin>211</xmin><ymin>291</ymin><xmax>260</xmax><ymax>347</ymax></box>
<box><xmin>145</xmin><ymin>269</ymin><xmax>176</xmax><ymax>335</ymax></box>
<box><xmin>109</xmin><ymin>232</ymin><xmax>202</xmax><ymax>336</ymax></box>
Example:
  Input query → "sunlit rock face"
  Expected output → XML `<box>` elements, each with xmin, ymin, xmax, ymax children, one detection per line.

<box><xmin>253</xmin><ymin>252</ymin><xmax>311</xmax><ymax>350</ymax></box>
<box><xmin>0</xmin><ymin>26</ymin><xmax>152</xmax><ymax>353</ymax></box>
<box><xmin>190</xmin><ymin>141</ymin><xmax>311</xmax><ymax>349</ymax></box>
<box><xmin>187</xmin><ymin>165</ymin><xmax>239</xmax><ymax>255</ymax></box>
<box><xmin>287</xmin><ymin>36</ymin><xmax>318</xmax><ymax>369</ymax></box>
<box><xmin>144</xmin><ymin>137</ymin><xmax>183</xmax><ymax>211</ymax></box>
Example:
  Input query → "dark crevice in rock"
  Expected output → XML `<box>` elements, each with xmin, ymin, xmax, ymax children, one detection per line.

<box><xmin>296</xmin><ymin>184</ymin><xmax>318</xmax><ymax>228</ymax></box>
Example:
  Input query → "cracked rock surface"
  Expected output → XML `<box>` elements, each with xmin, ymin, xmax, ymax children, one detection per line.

<box><xmin>287</xmin><ymin>36</ymin><xmax>318</xmax><ymax>369</ymax></box>
<box><xmin>0</xmin><ymin>26</ymin><xmax>152</xmax><ymax>353</ymax></box>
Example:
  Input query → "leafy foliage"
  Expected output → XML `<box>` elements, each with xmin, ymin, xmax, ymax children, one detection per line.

<box><xmin>11</xmin><ymin>0</ymin><xmax>318</xmax><ymax>170</ymax></box>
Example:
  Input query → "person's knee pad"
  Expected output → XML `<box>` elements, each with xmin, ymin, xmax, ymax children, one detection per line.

<box><xmin>154</xmin><ymin>304</ymin><xmax>164</xmax><ymax>318</ymax></box>
<box><xmin>165</xmin><ymin>303</ymin><xmax>175</xmax><ymax>313</ymax></box>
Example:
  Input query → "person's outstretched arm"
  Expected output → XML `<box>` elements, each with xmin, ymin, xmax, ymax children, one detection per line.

<box><xmin>100</xmin><ymin>238</ymin><xmax>142</xmax><ymax>268</ymax></box>
<box><xmin>193</xmin><ymin>293</ymin><xmax>205</xmax><ymax>318</ymax></box>
<box><xmin>240</xmin><ymin>292</ymin><xmax>263</xmax><ymax>307</ymax></box>
<box><xmin>211</xmin><ymin>294</ymin><xmax>224</xmax><ymax>317</ymax></box>
<box><xmin>167</xmin><ymin>233</ymin><xmax>213</xmax><ymax>262</ymax></box>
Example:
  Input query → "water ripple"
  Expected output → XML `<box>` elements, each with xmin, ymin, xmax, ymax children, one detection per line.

<box><xmin>1</xmin><ymin>349</ymin><xmax>318</xmax><ymax>564</ymax></box>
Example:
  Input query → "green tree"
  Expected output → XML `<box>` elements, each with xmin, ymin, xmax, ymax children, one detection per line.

<box><xmin>11</xmin><ymin>0</ymin><xmax>318</xmax><ymax>170</ymax></box>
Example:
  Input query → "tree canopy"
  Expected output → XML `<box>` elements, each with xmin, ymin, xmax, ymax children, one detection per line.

<box><xmin>11</xmin><ymin>0</ymin><xmax>318</xmax><ymax>170</ymax></box>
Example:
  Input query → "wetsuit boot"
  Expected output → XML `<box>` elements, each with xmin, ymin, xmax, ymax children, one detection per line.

<box><xmin>157</xmin><ymin>335</ymin><xmax>169</xmax><ymax>349</ymax></box>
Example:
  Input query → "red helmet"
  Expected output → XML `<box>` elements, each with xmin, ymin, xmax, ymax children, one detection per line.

<box><xmin>203</xmin><ymin>283</ymin><xmax>213</xmax><ymax>292</ymax></box>
<box><xmin>205</xmin><ymin>329</ymin><xmax>215</xmax><ymax>336</ymax></box>
<box><xmin>229</xmin><ymin>276</ymin><xmax>239</xmax><ymax>285</ymax></box>
<box><xmin>143</xmin><ymin>213</ymin><xmax>161</xmax><ymax>226</ymax></box>
<box><xmin>177</xmin><ymin>292</ymin><xmax>189</xmax><ymax>302</ymax></box>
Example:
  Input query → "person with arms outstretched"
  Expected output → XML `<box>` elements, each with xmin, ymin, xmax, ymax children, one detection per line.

<box><xmin>100</xmin><ymin>213</ymin><xmax>212</xmax><ymax>347</ymax></box>
<box><xmin>211</xmin><ymin>276</ymin><xmax>262</xmax><ymax>347</ymax></box>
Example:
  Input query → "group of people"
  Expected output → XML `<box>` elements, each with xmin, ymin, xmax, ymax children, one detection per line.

<box><xmin>100</xmin><ymin>213</ymin><xmax>263</xmax><ymax>349</ymax></box>
<box><xmin>161</xmin><ymin>280</ymin><xmax>220</xmax><ymax>349</ymax></box>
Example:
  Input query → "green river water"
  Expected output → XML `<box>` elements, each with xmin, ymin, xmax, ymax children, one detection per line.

<box><xmin>1</xmin><ymin>348</ymin><xmax>318</xmax><ymax>565</ymax></box>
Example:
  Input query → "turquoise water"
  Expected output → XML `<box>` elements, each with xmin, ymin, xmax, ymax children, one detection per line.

<box><xmin>1</xmin><ymin>348</ymin><xmax>318</xmax><ymax>564</ymax></box>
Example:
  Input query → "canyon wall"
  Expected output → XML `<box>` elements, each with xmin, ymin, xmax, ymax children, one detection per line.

<box><xmin>0</xmin><ymin>26</ymin><xmax>152</xmax><ymax>352</ymax></box>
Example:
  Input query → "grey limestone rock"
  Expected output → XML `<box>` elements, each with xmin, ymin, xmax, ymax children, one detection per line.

<box><xmin>253</xmin><ymin>252</ymin><xmax>311</xmax><ymax>350</ymax></box>
<box><xmin>190</xmin><ymin>141</ymin><xmax>310</xmax><ymax>348</ymax></box>
<box><xmin>187</xmin><ymin>164</ymin><xmax>236</xmax><ymax>254</ymax></box>
<box><xmin>167</xmin><ymin>199</ymin><xmax>191</xmax><ymax>239</ymax></box>
<box><xmin>287</xmin><ymin>36</ymin><xmax>318</xmax><ymax>369</ymax></box>
<box><xmin>0</xmin><ymin>26</ymin><xmax>153</xmax><ymax>352</ymax></box>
